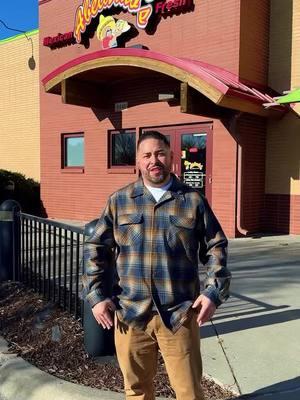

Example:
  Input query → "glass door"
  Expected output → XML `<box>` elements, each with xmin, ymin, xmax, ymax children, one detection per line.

<box><xmin>180</xmin><ymin>133</ymin><xmax>207</xmax><ymax>193</ymax></box>
<box><xmin>140</xmin><ymin>124</ymin><xmax>212</xmax><ymax>203</ymax></box>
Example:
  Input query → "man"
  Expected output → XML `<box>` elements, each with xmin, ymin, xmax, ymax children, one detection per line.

<box><xmin>84</xmin><ymin>131</ymin><xmax>231</xmax><ymax>400</ymax></box>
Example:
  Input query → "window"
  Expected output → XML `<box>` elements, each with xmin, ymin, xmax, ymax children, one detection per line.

<box><xmin>62</xmin><ymin>133</ymin><xmax>84</xmax><ymax>168</ymax></box>
<box><xmin>109</xmin><ymin>129</ymin><xmax>136</xmax><ymax>167</ymax></box>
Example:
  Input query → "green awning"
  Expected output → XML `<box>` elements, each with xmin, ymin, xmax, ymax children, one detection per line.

<box><xmin>276</xmin><ymin>88</ymin><xmax>300</xmax><ymax>104</ymax></box>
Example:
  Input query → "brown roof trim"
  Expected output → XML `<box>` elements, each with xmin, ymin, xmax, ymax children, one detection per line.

<box><xmin>43</xmin><ymin>48</ymin><xmax>287</xmax><ymax>117</ymax></box>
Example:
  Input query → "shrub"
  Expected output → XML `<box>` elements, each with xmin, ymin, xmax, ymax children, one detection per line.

<box><xmin>0</xmin><ymin>169</ymin><xmax>44</xmax><ymax>215</ymax></box>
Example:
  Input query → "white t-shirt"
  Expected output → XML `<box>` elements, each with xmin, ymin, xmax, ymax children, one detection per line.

<box><xmin>145</xmin><ymin>177</ymin><xmax>173</xmax><ymax>202</ymax></box>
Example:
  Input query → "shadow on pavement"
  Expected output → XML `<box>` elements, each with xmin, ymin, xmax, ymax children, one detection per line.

<box><xmin>202</xmin><ymin>308</ymin><xmax>300</xmax><ymax>338</ymax></box>
<box><xmin>234</xmin><ymin>376</ymin><xmax>300</xmax><ymax>399</ymax></box>
<box><xmin>201</xmin><ymin>291</ymin><xmax>300</xmax><ymax>338</ymax></box>
<box><xmin>214</xmin><ymin>292</ymin><xmax>290</xmax><ymax>321</ymax></box>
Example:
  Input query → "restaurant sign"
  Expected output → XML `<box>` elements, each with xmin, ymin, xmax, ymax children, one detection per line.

<box><xmin>96</xmin><ymin>15</ymin><xmax>131</xmax><ymax>49</ymax></box>
<box><xmin>74</xmin><ymin>0</ymin><xmax>193</xmax><ymax>44</ymax></box>
<box><xmin>43</xmin><ymin>32</ymin><xmax>76</xmax><ymax>49</ymax></box>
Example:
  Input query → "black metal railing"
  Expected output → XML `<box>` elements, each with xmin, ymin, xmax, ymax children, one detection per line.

<box><xmin>18</xmin><ymin>213</ymin><xmax>85</xmax><ymax>319</ymax></box>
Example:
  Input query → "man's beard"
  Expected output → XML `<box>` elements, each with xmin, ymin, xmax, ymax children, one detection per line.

<box><xmin>145</xmin><ymin>165</ymin><xmax>170</xmax><ymax>185</ymax></box>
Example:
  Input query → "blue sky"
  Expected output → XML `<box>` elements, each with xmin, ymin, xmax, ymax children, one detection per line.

<box><xmin>0</xmin><ymin>0</ymin><xmax>38</xmax><ymax>40</ymax></box>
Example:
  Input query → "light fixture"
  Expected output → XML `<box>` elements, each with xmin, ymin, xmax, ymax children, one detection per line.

<box><xmin>0</xmin><ymin>19</ymin><xmax>36</xmax><ymax>70</ymax></box>
<box><xmin>158</xmin><ymin>93</ymin><xmax>176</xmax><ymax>101</ymax></box>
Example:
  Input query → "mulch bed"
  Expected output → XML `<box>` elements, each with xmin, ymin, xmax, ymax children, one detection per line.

<box><xmin>0</xmin><ymin>282</ymin><xmax>236</xmax><ymax>399</ymax></box>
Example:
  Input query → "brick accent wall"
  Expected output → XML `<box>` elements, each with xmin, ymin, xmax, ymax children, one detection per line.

<box><xmin>40</xmin><ymin>0</ymin><xmax>287</xmax><ymax>237</ymax></box>
<box><xmin>292</xmin><ymin>0</ymin><xmax>300</xmax><ymax>115</ymax></box>
<box><xmin>40</xmin><ymin>73</ymin><xmax>239</xmax><ymax>237</ymax></box>
<box><xmin>211</xmin><ymin>119</ymin><xmax>237</xmax><ymax>238</ymax></box>
<box><xmin>264</xmin><ymin>194</ymin><xmax>300</xmax><ymax>234</ymax></box>
<box><xmin>40</xmin><ymin>77</ymin><xmax>214</xmax><ymax>221</ymax></box>
<box><xmin>39</xmin><ymin>0</ymin><xmax>243</xmax><ymax>236</ymax></box>
<box><xmin>39</xmin><ymin>0</ymin><xmax>242</xmax><ymax>80</ymax></box>
<box><xmin>238</xmin><ymin>114</ymin><xmax>266</xmax><ymax>233</ymax></box>
<box><xmin>290</xmin><ymin>195</ymin><xmax>300</xmax><ymax>233</ymax></box>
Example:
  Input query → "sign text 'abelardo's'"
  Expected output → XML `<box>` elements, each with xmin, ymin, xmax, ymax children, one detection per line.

<box><xmin>74</xmin><ymin>0</ymin><xmax>193</xmax><ymax>43</ymax></box>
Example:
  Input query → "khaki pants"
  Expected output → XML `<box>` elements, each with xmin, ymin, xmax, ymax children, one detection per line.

<box><xmin>114</xmin><ymin>312</ymin><xmax>204</xmax><ymax>400</ymax></box>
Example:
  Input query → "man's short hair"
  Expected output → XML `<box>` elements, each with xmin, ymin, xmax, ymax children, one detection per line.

<box><xmin>137</xmin><ymin>131</ymin><xmax>170</xmax><ymax>149</ymax></box>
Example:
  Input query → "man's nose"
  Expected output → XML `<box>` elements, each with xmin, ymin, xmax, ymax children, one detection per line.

<box><xmin>149</xmin><ymin>154</ymin><xmax>158</xmax><ymax>164</ymax></box>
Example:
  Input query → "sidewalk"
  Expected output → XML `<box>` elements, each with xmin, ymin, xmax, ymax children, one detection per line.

<box><xmin>0</xmin><ymin>335</ymin><xmax>170</xmax><ymax>400</ymax></box>
<box><xmin>201</xmin><ymin>234</ymin><xmax>300</xmax><ymax>399</ymax></box>
<box><xmin>1</xmin><ymin>235</ymin><xmax>300</xmax><ymax>400</ymax></box>
<box><xmin>0</xmin><ymin>336</ymin><xmax>122</xmax><ymax>400</ymax></box>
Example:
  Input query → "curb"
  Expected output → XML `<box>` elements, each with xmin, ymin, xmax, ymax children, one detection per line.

<box><xmin>203</xmin><ymin>373</ymin><xmax>240</xmax><ymax>398</ymax></box>
<box><xmin>0</xmin><ymin>337</ymin><xmax>171</xmax><ymax>400</ymax></box>
<box><xmin>0</xmin><ymin>350</ymin><xmax>121</xmax><ymax>400</ymax></box>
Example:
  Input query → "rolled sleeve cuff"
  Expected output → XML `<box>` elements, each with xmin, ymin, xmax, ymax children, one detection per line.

<box><xmin>203</xmin><ymin>285</ymin><xmax>222</xmax><ymax>308</ymax></box>
<box><xmin>86</xmin><ymin>291</ymin><xmax>106</xmax><ymax>308</ymax></box>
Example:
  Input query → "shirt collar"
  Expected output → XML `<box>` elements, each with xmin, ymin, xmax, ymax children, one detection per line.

<box><xmin>130</xmin><ymin>173</ymin><xmax>185</xmax><ymax>199</ymax></box>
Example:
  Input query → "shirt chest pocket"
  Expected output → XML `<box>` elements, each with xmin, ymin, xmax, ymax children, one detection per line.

<box><xmin>167</xmin><ymin>215</ymin><xmax>197</xmax><ymax>250</ymax></box>
<box><xmin>115</xmin><ymin>213</ymin><xmax>144</xmax><ymax>247</ymax></box>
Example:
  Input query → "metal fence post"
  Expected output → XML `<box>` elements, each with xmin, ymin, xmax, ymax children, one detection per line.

<box><xmin>83</xmin><ymin>219</ymin><xmax>115</xmax><ymax>357</ymax></box>
<box><xmin>12</xmin><ymin>205</ymin><xmax>21</xmax><ymax>281</ymax></box>
<box><xmin>0</xmin><ymin>200</ymin><xmax>21</xmax><ymax>282</ymax></box>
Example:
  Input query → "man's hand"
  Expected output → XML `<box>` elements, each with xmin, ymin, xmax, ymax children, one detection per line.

<box><xmin>92</xmin><ymin>298</ymin><xmax>116</xmax><ymax>329</ymax></box>
<box><xmin>192</xmin><ymin>294</ymin><xmax>216</xmax><ymax>326</ymax></box>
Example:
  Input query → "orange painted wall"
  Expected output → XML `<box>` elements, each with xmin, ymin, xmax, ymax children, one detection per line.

<box><xmin>265</xmin><ymin>0</ymin><xmax>300</xmax><ymax>234</ymax></box>
<box><xmin>239</xmin><ymin>0</ymin><xmax>270</xmax><ymax>86</ymax></box>
<box><xmin>268</xmin><ymin>0</ymin><xmax>293</xmax><ymax>93</ymax></box>
<box><xmin>0</xmin><ymin>31</ymin><xmax>40</xmax><ymax>181</ymax></box>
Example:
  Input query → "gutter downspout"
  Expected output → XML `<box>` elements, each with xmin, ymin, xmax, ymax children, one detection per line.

<box><xmin>231</xmin><ymin>112</ymin><xmax>249</xmax><ymax>236</ymax></box>
<box><xmin>236</xmin><ymin>141</ymin><xmax>249</xmax><ymax>236</ymax></box>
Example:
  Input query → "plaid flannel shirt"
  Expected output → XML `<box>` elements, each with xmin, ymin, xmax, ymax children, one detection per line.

<box><xmin>83</xmin><ymin>174</ymin><xmax>231</xmax><ymax>332</ymax></box>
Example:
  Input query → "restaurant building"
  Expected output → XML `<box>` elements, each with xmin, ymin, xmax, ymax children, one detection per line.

<box><xmin>39</xmin><ymin>0</ymin><xmax>300</xmax><ymax>237</ymax></box>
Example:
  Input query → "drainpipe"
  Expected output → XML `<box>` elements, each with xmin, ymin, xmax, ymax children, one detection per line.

<box><xmin>236</xmin><ymin>141</ymin><xmax>249</xmax><ymax>236</ymax></box>
<box><xmin>231</xmin><ymin>112</ymin><xmax>249</xmax><ymax>237</ymax></box>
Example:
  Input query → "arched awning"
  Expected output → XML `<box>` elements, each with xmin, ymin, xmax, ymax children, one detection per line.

<box><xmin>42</xmin><ymin>48</ymin><xmax>286</xmax><ymax>117</ymax></box>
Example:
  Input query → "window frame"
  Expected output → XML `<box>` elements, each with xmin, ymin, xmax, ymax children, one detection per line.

<box><xmin>107</xmin><ymin>128</ymin><xmax>136</xmax><ymax>174</ymax></box>
<box><xmin>61</xmin><ymin>132</ymin><xmax>85</xmax><ymax>172</ymax></box>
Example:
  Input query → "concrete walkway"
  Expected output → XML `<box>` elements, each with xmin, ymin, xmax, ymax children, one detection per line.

<box><xmin>201</xmin><ymin>234</ymin><xmax>300</xmax><ymax>399</ymax></box>
<box><xmin>0</xmin><ymin>336</ymin><xmax>122</xmax><ymax>400</ymax></box>
<box><xmin>1</xmin><ymin>235</ymin><xmax>300</xmax><ymax>399</ymax></box>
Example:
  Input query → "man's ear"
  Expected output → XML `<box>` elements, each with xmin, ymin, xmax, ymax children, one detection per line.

<box><xmin>136</xmin><ymin>156</ymin><xmax>140</xmax><ymax>170</ymax></box>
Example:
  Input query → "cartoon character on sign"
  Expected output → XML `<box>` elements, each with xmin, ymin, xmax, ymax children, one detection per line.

<box><xmin>96</xmin><ymin>15</ymin><xmax>131</xmax><ymax>49</ymax></box>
